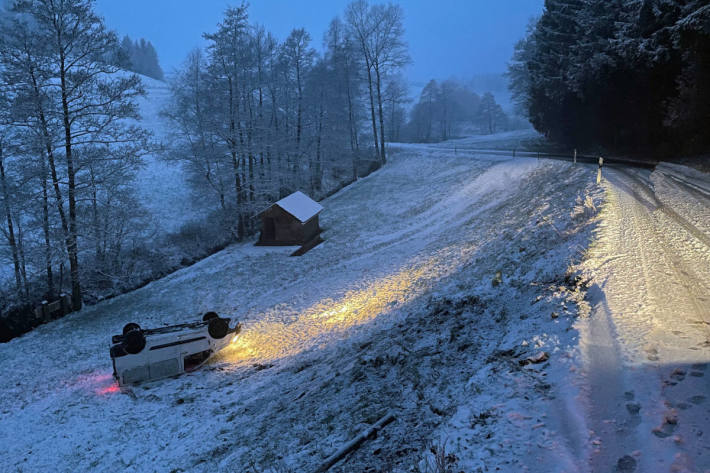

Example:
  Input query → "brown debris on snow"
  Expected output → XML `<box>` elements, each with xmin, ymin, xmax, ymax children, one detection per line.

<box><xmin>519</xmin><ymin>351</ymin><xmax>549</xmax><ymax>366</ymax></box>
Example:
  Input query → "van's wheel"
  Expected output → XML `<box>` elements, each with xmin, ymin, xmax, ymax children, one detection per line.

<box><xmin>124</xmin><ymin>329</ymin><xmax>146</xmax><ymax>354</ymax></box>
<box><xmin>208</xmin><ymin>317</ymin><xmax>229</xmax><ymax>339</ymax></box>
<box><xmin>203</xmin><ymin>312</ymin><xmax>219</xmax><ymax>322</ymax></box>
<box><xmin>123</xmin><ymin>322</ymin><xmax>141</xmax><ymax>335</ymax></box>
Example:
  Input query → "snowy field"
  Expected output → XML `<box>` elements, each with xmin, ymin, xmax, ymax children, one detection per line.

<box><xmin>393</xmin><ymin>129</ymin><xmax>543</xmax><ymax>154</ymax></box>
<box><xmin>432</xmin><ymin>129</ymin><xmax>542</xmax><ymax>150</ymax></box>
<box><xmin>132</xmin><ymin>75</ymin><xmax>199</xmax><ymax>234</ymax></box>
<box><xmin>0</xmin><ymin>141</ymin><xmax>612</xmax><ymax>472</ymax></box>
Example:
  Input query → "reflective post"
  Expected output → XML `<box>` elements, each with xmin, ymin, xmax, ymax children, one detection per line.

<box><xmin>597</xmin><ymin>156</ymin><xmax>604</xmax><ymax>184</ymax></box>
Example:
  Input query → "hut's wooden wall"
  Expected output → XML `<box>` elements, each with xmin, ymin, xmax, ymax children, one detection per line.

<box><xmin>258</xmin><ymin>206</ymin><xmax>320</xmax><ymax>245</ymax></box>
<box><xmin>301</xmin><ymin>218</ymin><xmax>320</xmax><ymax>242</ymax></box>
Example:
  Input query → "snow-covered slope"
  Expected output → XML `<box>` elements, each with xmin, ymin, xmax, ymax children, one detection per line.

<box><xmin>0</xmin><ymin>141</ymin><xmax>606</xmax><ymax>471</ymax></box>
<box><xmin>2</xmin><ymin>123</ymin><xmax>707</xmax><ymax>471</ymax></box>
<box><xmin>132</xmin><ymin>74</ymin><xmax>197</xmax><ymax>234</ymax></box>
<box><xmin>394</xmin><ymin>129</ymin><xmax>543</xmax><ymax>153</ymax></box>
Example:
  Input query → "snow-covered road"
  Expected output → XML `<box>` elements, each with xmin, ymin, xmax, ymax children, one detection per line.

<box><xmin>574</xmin><ymin>164</ymin><xmax>710</xmax><ymax>472</ymax></box>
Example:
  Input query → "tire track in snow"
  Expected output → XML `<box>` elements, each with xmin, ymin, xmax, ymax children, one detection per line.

<box><xmin>665</xmin><ymin>173</ymin><xmax>710</xmax><ymax>201</ymax></box>
<box><xmin>613</xmin><ymin>167</ymin><xmax>710</xmax><ymax>249</ymax></box>
<box><xmin>613</xmin><ymin>168</ymin><xmax>710</xmax><ymax>331</ymax></box>
<box><xmin>575</xmin><ymin>166</ymin><xmax>710</xmax><ymax>471</ymax></box>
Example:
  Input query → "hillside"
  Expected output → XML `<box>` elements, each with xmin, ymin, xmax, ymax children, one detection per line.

<box><xmin>0</xmin><ymin>140</ymin><xmax>605</xmax><ymax>471</ymax></box>
<box><xmin>132</xmin><ymin>74</ymin><xmax>199</xmax><ymax>234</ymax></box>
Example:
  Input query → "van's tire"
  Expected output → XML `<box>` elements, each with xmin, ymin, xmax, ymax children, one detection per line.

<box><xmin>124</xmin><ymin>329</ymin><xmax>146</xmax><ymax>354</ymax></box>
<box><xmin>203</xmin><ymin>312</ymin><xmax>219</xmax><ymax>322</ymax></box>
<box><xmin>208</xmin><ymin>317</ymin><xmax>229</xmax><ymax>339</ymax></box>
<box><xmin>123</xmin><ymin>322</ymin><xmax>141</xmax><ymax>335</ymax></box>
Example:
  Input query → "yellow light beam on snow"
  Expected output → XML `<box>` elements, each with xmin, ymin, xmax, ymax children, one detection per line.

<box><xmin>220</xmin><ymin>243</ymin><xmax>477</xmax><ymax>364</ymax></box>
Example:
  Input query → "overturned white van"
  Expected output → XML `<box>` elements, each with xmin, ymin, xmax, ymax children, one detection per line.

<box><xmin>110</xmin><ymin>312</ymin><xmax>240</xmax><ymax>385</ymax></box>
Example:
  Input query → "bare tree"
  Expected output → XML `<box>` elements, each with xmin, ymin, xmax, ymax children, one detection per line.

<box><xmin>281</xmin><ymin>28</ymin><xmax>315</xmax><ymax>151</ymax></box>
<box><xmin>8</xmin><ymin>0</ymin><xmax>150</xmax><ymax>310</ymax></box>
<box><xmin>346</xmin><ymin>0</ymin><xmax>409</xmax><ymax>165</ymax></box>
<box><xmin>203</xmin><ymin>5</ymin><xmax>250</xmax><ymax>239</ymax></box>
<box><xmin>324</xmin><ymin>16</ymin><xmax>364</xmax><ymax>181</ymax></box>
<box><xmin>0</xmin><ymin>136</ymin><xmax>24</xmax><ymax>297</ymax></box>
<box><xmin>1</xmin><ymin>9</ymin><xmax>60</xmax><ymax>298</ymax></box>
<box><xmin>346</xmin><ymin>0</ymin><xmax>380</xmax><ymax>162</ymax></box>
<box><xmin>383</xmin><ymin>74</ymin><xmax>410</xmax><ymax>141</ymax></box>
<box><xmin>368</xmin><ymin>2</ymin><xmax>409</xmax><ymax>162</ymax></box>
<box><xmin>164</xmin><ymin>49</ymin><xmax>232</xmax><ymax>216</ymax></box>
<box><xmin>478</xmin><ymin>92</ymin><xmax>506</xmax><ymax>134</ymax></box>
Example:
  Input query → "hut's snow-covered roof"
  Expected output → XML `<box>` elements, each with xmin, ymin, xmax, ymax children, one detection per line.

<box><xmin>273</xmin><ymin>191</ymin><xmax>323</xmax><ymax>223</ymax></box>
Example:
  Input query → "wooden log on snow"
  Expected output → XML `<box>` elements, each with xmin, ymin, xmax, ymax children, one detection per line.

<box><xmin>314</xmin><ymin>412</ymin><xmax>396</xmax><ymax>473</ymax></box>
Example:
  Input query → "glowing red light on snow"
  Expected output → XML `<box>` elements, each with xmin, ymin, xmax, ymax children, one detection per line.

<box><xmin>97</xmin><ymin>383</ymin><xmax>120</xmax><ymax>395</ymax></box>
<box><xmin>91</xmin><ymin>373</ymin><xmax>114</xmax><ymax>383</ymax></box>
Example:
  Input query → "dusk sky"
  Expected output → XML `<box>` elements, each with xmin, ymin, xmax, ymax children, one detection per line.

<box><xmin>95</xmin><ymin>0</ymin><xmax>544</xmax><ymax>83</ymax></box>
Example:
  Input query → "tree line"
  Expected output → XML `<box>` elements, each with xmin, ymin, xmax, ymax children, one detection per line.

<box><xmin>118</xmin><ymin>36</ymin><xmax>164</xmax><ymax>81</ymax></box>
<box><xmin>403</xmin><ymin>79</ymin><xmax>511</xmax><ymax>142</ymax></box>
<box><xmin>0</xmin><ymin>0</ymin><xmax>410</xmax><ymax>339</ymax></box>
<box><xmin>0</xmin><ymin>0</ymin><xmax>150</xmax><ymax>316</ymax></box>
<box><xmin>508</xmin><ymin>0</ymin><xmax>710</xmax><ymax>157</ymax></box>
<box><xmin>163</xmin><ymin>0</ymin><xmax>409</xmax><ymax>240</ymax></box>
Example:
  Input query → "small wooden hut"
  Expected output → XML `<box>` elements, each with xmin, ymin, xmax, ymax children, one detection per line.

<box><xmin>257</xmin><ymin>191</ymin><xmax>323</xmax><ymax>248</ymax></box>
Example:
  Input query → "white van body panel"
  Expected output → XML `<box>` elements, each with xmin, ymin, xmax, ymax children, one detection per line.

<box><xmin>110</xmin><ymin>319</ymin><xmax>238</xmax><ymax>385</ymax></box>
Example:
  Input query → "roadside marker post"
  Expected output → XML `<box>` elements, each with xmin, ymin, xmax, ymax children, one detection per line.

<box><xmin>597</xmin><ymin>156</ymin><xmax>604</xmax><ymax>184</ymax></box>
<box><xmin>574</xmin><ymin>148</ymin><xmax>577</xmax><ymax>165</ymax></box>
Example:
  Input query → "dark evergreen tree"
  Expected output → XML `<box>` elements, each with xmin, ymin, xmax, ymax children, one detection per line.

<box><xmin>526</xmin><ymin>0</ymin><xmax>584</xmax><ymax>143</ymax></box>
<box><xmin>118</xmin><ymin>35</ymin><xmax>164</xmax><ymax>80</ymax></box>
<box><xmin>509</xmin><ymin>0</ymin><xmax>710</xmax><ymax>158</ymax></box>
<box><xmin>663</xmin><ymin>1</ymin><xmax>710</xmax><ymax>152</ymax></box>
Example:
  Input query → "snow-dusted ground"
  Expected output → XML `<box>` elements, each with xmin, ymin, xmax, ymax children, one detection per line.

<box><xmin>433</xmin><ymin>129</ymin><xmax>542</xmax><ymax>149</ymax></box>
<box><xmin>0</xmin><ymin>141</ymin><xmax>607</xmax><ymax>472</ymax></box>
<box><xmin>133</xmin><ymin>75</ymin><xmax>198</xmax><ymax>234</ymax></box>
<box><xmin>1</xmin><ymin>135</ymin><xmax>707</xmax><ymax>472</ymax></box>
<box><xmin>569</xmin><ymin>164</ymin><xmax>710</xmax><ymax>472</ymax></box>
<box><xmin>394</xmin><ymin>129</ymin><xmax>542</xmax><ymax>154</ymax></box>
